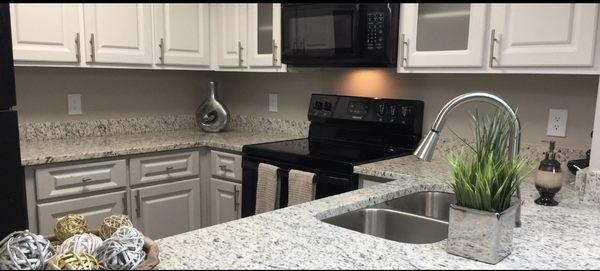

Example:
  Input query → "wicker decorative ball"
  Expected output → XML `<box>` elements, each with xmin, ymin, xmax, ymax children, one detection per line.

<box><xmin>0</xmin><ymin>230</ymin><xmax>56</xmax><ymax>270</ymax></box>
<box><xmin>57</xmin><ymin>233</ymin><xmax>103</xmax><ymax>255</ymax></box>
<box><xmin>99</xmin><ymin>214</ymin><xmax>133</xmax><ymax>240</ymax></box>
<box><xmin>54</xmin><ymin>214</ymin><xmax>88</xmax><ymax>242</ymax></box>
<box><xmin>47</xmin><ymin>253</ymin><xmax>99</xmax><ymax>270</ymax></box>
<box><xmin>94</xmin><ymin>227</ymin><xmax>146</xmax><ymax>270</ymax></box>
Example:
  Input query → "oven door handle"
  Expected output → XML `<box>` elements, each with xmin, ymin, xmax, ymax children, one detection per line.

<box><xmin>317</xmin><ymin>176</ymin><xmax>352</xmax><ymax>186</ymax></box>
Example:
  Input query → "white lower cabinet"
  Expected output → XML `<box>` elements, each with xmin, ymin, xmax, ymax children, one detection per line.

<box><xmin>37</xmin><ymin>190</ymin><xmax>127</xmax><ymax>236</ymax></box>
<box><xmin>209</xmin><ymin>178</ymin><xmax>241</xmax><ymax>225</ymax></box>
<box><xmin>131</xmin><ymin>178</ymin><xmax>201</xmax><ymax>240</ymax></box>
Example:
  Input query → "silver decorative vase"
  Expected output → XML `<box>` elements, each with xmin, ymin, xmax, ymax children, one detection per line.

<box><xmin>446</xmin><ymin>203</ymin><xmax>519</xmax><ymax>264</ymax></box>
<box><xmin>196</xmin><ymin>82</ymin><xmax>230</xmax><ymax>132</ymax></box>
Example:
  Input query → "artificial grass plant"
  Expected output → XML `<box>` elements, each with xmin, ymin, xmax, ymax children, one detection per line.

<box><xmin>447</xmin><ymin>110</ymin><xmax>532</xmax><ymax>213</ymax></box>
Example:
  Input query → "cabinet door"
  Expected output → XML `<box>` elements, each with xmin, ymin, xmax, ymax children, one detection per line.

<box><xmin>247</xmin><ymin>3</ymin><xmax>281</xmax><ymax>67</ymax></box>
<box><xmin>401</xmin><ymin>4</ymin><xmax>486</xmax><ymax>67</ymax></box>
<box><xmin>209</xmin><ymin>178</ymin><xmax>241</xmax><ymax>226</ymax></box>
<box><xmin>10</xmin><ymin>4</ymin><xmax>81</xmax><ymax>63</ymax></box>
<box><xmin>83</xmin><ymin>4</ymin><xmax>153</xmax><ymax>65</ymax></box>
<box><xmin>215</xmin><ymin>4</ymin><xmax>247</xmax><ymax>68</ymax></box>
<box><xmin>132</xmin><ymin>179</ymin><xmax>200</xmax><ymax>240</ymax></box>
<box><xmin>489</xmin><ymin>4</ymin><xmax>598</xmax><ymax>67</ymax></box>
<box><xmin>37</xmin><ymin>191</ymin><xmax>127</xmax><ymax>236</ymax></box>
<box><xmin>153</xmin><ymin>4</ymin><xmax>210</xmax><ymax>67</ymax></box>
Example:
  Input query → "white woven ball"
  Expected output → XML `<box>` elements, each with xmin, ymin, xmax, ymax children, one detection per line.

<box><xmin>94</xmin><ymin>227</ymin><xmax>146</xmax><ymax>270</ymax></box>
<box><xmin>57</xmin><ymin>233</ymin><xmax>103</xmax><ymax>254</ymax></box>
<box><xmin>0</xmin><ymin>230</ymin><xmax>55</xmax><ymax>270</ymax></box>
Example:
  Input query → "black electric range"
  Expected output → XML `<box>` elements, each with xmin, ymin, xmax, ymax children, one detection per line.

<box><xmin>242</xmin><ymin>94</ymin><xmax>424</xmax><ymax>217</ymax></box>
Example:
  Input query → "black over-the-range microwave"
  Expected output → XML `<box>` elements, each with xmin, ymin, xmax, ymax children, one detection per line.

<box><xmin>281</xmin><ymin>3</ymin><xmax>399</xmax><ymax>67</ymax></box>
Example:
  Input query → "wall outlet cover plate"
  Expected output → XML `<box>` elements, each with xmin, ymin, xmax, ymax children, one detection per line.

<box><xmin>269</xmin><ymin>93</ymin><xmax>278</xmax><ymax>112</ymax></box>
<box><xmin>547</xmin><ymin>108</ymin><xmax>568</xmax><ymax>137</ymax></box>
<box><xmin>67</xmin><ymin>94</ymin><xmax>82</xmax><ymax>115</ymax></box>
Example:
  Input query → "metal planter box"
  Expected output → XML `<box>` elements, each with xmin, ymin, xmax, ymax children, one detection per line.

<box><xmin>446</xmin><ymin>203</ymin><xmax>519</xmax><ymax>264</ymax></box>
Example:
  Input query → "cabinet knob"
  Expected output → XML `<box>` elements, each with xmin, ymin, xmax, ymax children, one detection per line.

<box><xmin>165</xmin><ymin>166</ymin><xmax>174</xmax><ymax>171</ymax></box>
<box><xmin>219</xmin><ymin>164</ymin><xmax>227</xmax><ymax>171</ymax></box>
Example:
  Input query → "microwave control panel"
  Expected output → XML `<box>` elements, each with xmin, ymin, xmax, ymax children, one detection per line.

<box><xmin>366</xmin><ymin>11</ymin><xmax>386</xmax><ymax>51</ymax></box>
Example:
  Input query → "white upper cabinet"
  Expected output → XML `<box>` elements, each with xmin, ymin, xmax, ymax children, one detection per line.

<box><xmin>489</xmin><ymin>4</ymin><xmax>598</xmax><ymax>67</ymax></box>
<box><xmin>214</xmin><ymin>4</ymin><xmax>247</xmax><ymax>68</ymax></box>
<box><xmin>10</xmin><ymin>4</ymin><xmax>81</xmax><ymax>63</ymax></box>
<box><xmin>83</xmin><ymin>4</ymin><xmax>153</xmax><ymax>65</ymax></box>
<box><xmin>400</xmin><ymin>3</ymin><xmax>487</xmax><ymax>68</ymax></box>
<box><xmin>247</xmin><ymin>3</ymin><xmax>281</xmax><ymax>67</ymax></box>
<box><xmin>153</xmin><ymin>4</ymin><xmax>210</xmax><ymax>67</ymax></box>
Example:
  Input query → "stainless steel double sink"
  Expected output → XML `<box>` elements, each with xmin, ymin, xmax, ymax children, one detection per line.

<box><xmin>322</xmin><ymin>192</ymin><xmax>456</xmax><ymax>244</ymax></box>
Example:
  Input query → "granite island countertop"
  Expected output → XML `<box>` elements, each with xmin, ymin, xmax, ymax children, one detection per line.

<box><xmin>156</xmin><ymin>155</ymin><xmax>600</xmax><ymax>269</ymax></box>
<box><xmin>20</xmin><ymin>129</ymin><xmax>302</xmax><ymax>166</ymax></box>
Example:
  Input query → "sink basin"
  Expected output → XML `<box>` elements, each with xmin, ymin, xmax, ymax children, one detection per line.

<box><xmin>321</xmin><ymin>191</ymin><xmax>456</xmax><ymax>244</ymax></box>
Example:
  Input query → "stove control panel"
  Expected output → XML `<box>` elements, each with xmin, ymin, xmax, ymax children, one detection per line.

<box><xmin>308</xmin><ymin>94</ymin><xmax>424</xmax><ymax>129</ymax></box>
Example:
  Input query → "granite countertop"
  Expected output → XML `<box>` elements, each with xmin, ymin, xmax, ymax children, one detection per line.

<box><xmin>156</xmin><ymin>155</ymin><xmax>600</xmax><ymax>269</ymax></box>
<box><xmin>20</xmin><ymin>129</ymin><xmax>301</xmax><ymax>166</ymax></box>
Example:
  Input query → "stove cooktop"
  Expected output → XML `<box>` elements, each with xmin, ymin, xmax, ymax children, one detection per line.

<box><xmin>243</xmin><ymin>138</ymin><xmax>413</xmax><ymax>173</ymax></box>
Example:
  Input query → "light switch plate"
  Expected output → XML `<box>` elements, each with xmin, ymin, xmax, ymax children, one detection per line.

<box><xmin>269</xmin><ymin>93</ymin><xmax>278</xmax><ymax>112</ymax></box>
<box><xmin>67</xmin><ymin>94</ymin><xmax>82</xmax><ymax>115</ymax></box>
<box><xmin>547</xmin><ymin>108</ymin><xmax>567</xmax><ymax>137</ymax></box>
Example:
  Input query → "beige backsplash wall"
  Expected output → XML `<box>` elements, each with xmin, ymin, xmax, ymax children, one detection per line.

<box><xmin>215</xmin><ymin>68</ymin><xmax>598</xmax><ymax>150</ymax></box>
<box><xmin>13</xmin><ymin>66</ymin><xmax>598</xmax><ymax>150</ymax></box>
<box><xmin>14</xmin><ymin>66</ymin><xmax>212</xmax><ymax>122</ymax></box>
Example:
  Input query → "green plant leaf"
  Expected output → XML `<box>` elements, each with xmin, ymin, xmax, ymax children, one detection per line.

<box><xmin>448</xmin><ymin>109</ymin><xmax>533</xmax><ymax>212</ymax></box>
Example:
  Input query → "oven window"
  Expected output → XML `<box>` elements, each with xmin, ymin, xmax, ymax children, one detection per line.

<box><xmin>283</xmin><ymin>5</ymin><xmax>357</xmax><ymax>56</ymax></box>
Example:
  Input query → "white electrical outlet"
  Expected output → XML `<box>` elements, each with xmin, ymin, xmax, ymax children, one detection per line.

<box><xmin>546</xmin><ymin>108</ymin><xmax>567</xmax><ymax>137</ymax></box>
<box><xmin>269</xmin><ymin>93</ymin><xmax>278</xmax><ymax>112</ymax></box>
<box><xmin>67</xmin><ymin>94</ymin><xmax>82</xmax><ymax>115</ymax></box>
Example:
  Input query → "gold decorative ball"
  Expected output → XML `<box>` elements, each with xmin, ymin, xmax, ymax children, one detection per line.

<box><xmin>47</xmin><ymin>253</ymin><xmax>98</xmax><ymax>270</ymax></box>
<box><xmin>51</xmin><ymin>240</ymin><xmax>63</xmax><ymax>251</ymax></box>
<box><xmin>54</xmin><ymin>214</ymin><xmax>87</xmax><ymax>242</ymax></box>
<box><xmin>99</xmin><ymin>214</ymin><xmax>133</xmax><ymax>240</ymax></box>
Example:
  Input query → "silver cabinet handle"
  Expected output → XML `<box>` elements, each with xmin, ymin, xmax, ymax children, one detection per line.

<box><xmin>75</xmin><ymin>33</ymin><xmax>81</xmax><ymax>63</ymax></box>
<box><xmin>165</xmin><ymin>166</ymin><xmax>174</xmax><ymax>171</ymax></box>
<box><xmin>238</xmin><ymin>41</ymin><xmax>244</xmax><ymax>67</ymax></box>
<box><xmin>122</xmin><ymin>194</ymin><xmax>128</xmax><ymax>215</ymax></box>
<box><xmin>89</xmin><ymin>33</ymin><xmax>95</xmax><ymax>62</ymax></box>
<box><xmin>272</xmin><ymin>39</ymin><xmax>278</xmax><ymax>66</ymax></box>
<box><xmin>81</xmin><ymin>177</ymin><xmax>92</xmax><ymax>182</ymax></box>
<box><xmin>489</xmin><ymin>29</ymin><xmax>498</xmax><ymax>68</ymax></box>
<box><xmin>233</xmin><ymin>185</ymin><xmax>239</xmax><ymax>212</ymax></box>
<box><xmin>135</xmin><ymin>190</ymin><xmax>141</xmax><ymax>217</ymax></box>
<box><xmin>158</xmin><ymin>38</ymin><xmax>165</xmax><ymax>64</ymax></box>
<box><xmin>400</xmin><ymin>34</ymin><xmax>408</xmax><ymax>67</ymax></box>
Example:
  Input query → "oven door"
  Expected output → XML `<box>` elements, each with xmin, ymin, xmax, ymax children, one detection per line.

<box><xmin>282</xmin><ymin>4</ymin><xmax>360</xmax><ymax>64</ymax></box>
<box><xmin>241</xmin><ymin>156</ymin><xmax>357</xmax><ymax>218</ymax></box>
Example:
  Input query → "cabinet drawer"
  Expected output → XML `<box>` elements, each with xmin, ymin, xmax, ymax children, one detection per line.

<box><xmin>210</xmin><ymin>150</ymin><xmax>242</xmax><ymax>181</ymax></box>
<box><xmin>130</xmin><ymin>151</ymin><xmax>200</xmax><ymax>186</ymax></box>
<box><xmin>37</xmin><ymin>190</ymin><xmax>127</xmax><ymax>236</ymax></box>
<box><xmin>35</xmin><ymin>159</ymin><xmax>127</xmax><ymax>200</ymax></box>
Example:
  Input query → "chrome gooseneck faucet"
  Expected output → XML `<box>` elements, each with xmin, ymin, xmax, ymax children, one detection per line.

<box><xmin>413</xmin><ymin>92</ymin><xmax>522</xmax><ymax>227</ymax></box>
